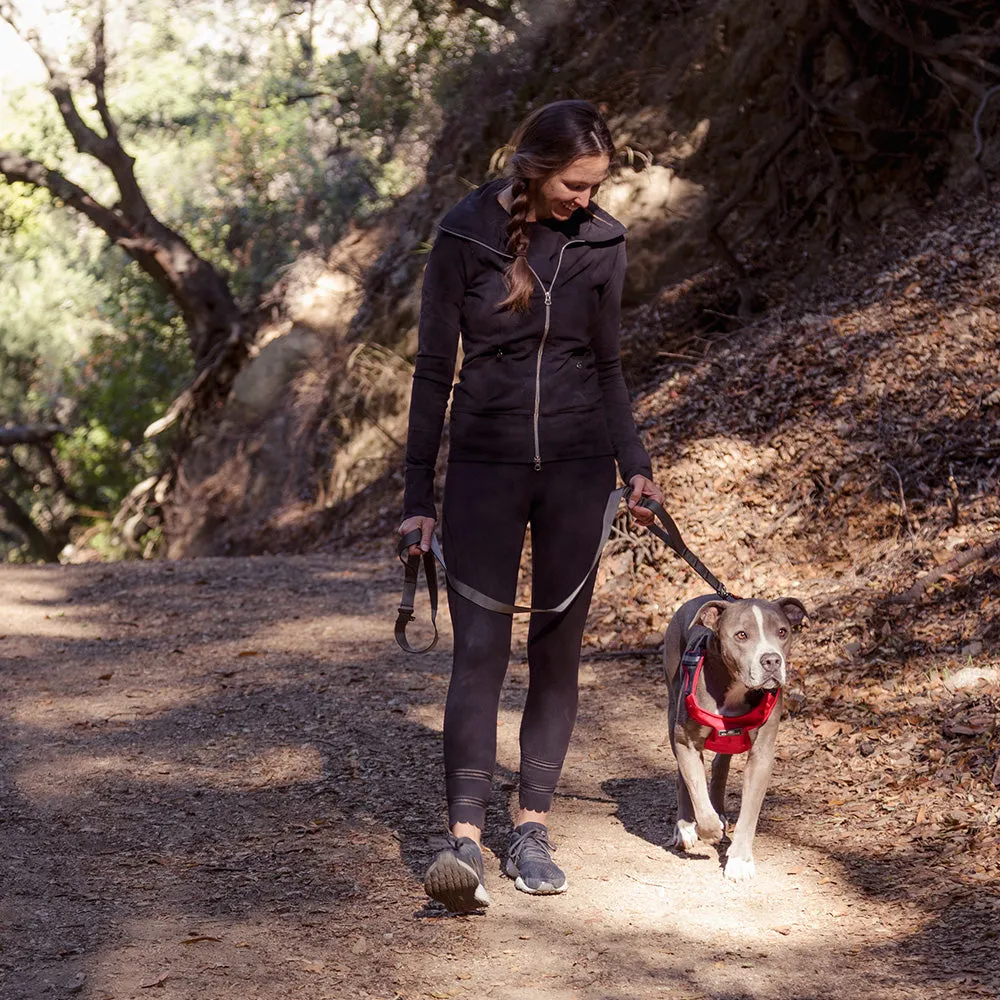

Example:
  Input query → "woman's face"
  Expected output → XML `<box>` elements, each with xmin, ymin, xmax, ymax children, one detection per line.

<box><xmin>532</xmin><ymin>153</ymin><xmax>610</xmax><ymax>221</ymax></box>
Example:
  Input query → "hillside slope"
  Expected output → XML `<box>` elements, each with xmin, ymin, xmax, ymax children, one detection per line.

<box><xmin>158</xmin><ymin>0</ymin><xmax>1000</xmax><ymax>560</ymax></box>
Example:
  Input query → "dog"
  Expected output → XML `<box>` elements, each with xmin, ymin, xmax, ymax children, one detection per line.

<box><xmin>662</xmin><ymin>594</ymin><xmax>807</xmax><ymax>881</ymax></box>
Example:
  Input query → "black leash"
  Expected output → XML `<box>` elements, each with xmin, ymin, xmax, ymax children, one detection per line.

<box><xmin>395</xmin><ymin>488</ymin><xmax>731</xmax><ymax>654</ymax></box>
<box><xmin>633</xmin><ymin>497</ymin><xmax>733</xmax><ymax>602</ymax></box>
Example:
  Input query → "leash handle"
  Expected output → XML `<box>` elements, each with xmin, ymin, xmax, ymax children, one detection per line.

<box><xmin>635</xmin><ymin>497</ymin><xmax>733</xmax><ymax>601</ymax></box>
<box><xmin>395</xmin><ymin>530</ymin><xmax>439</xmax><ymax>653</ymax></box>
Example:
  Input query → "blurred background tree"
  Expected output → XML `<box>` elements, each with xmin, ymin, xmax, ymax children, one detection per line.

<box><xmin>0</xmin><ymin>0</ymin><xmax>518</xmax><ymax>560</ymax></box>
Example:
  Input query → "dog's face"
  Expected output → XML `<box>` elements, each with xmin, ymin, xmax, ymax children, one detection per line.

<box><xmin>694</xmin><ymin>598</ymin><xmax>806</xmax><ymax>691</ymax></box>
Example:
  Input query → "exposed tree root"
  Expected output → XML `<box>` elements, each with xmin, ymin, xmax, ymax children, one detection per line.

<box><xmin>889</xmin><ymin>536</ymin><xmax>1000</xmax><ymax>603</ymax></box>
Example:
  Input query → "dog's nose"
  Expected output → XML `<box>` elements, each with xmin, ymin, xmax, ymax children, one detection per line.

<box><xmin>760</xmin><ymin>652</ymin><xmax>782</xmax><ymax>672</ymax></box>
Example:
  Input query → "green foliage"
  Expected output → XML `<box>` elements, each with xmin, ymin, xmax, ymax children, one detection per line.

<box><xmin>57</xmin><ymin>260</ymin><xmax>191</xmax><ymax>510</ymax></box>
<box><xmin>0</xmin><ymin>186</ymin><xmax>110</xmax><ymax>421</ymax></box>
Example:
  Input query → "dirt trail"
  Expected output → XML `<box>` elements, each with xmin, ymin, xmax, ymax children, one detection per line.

<box><xmin>0</xmin><ymin>554</ymin><xmax>996</xmax><ymax>1000</ymax></box>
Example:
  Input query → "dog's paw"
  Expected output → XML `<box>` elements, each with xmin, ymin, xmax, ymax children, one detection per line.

<box><xmin>724</xmin><ymin>855</ymin><xmax>756</xmax><ymax>882</ymax></box>
<box><xmin>673</xmin><ymin>820</ymin><xmax>698</xmax><ymax>851</ymax></box>
<box><xmin>696</xmin><ymin>815</ymin><xmax>725</xmax><ymax>844</ymax></box>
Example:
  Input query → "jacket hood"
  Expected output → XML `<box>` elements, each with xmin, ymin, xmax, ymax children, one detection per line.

<box><xmin>438</xmin><ymin>177</ymin><xmax>626</xmax><ymax>256</ymax></box>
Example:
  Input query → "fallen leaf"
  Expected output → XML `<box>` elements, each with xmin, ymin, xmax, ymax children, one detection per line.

<box><xmin>139</xmin><ymin>974</ymin><xmax>170</xmax><ymax>989</ymax></box>
<box><xmin>772</xmin><ymin>925</ymin><xmax>793</xmax><ymax>935</ymax></box>
<box><xmin>947</xmin><ymin>724</ymin><xmax>984</xmax><ymax>735</ymax></box>
<box><xmin>813</xmin><ymin>719</ymin><xmax>847</xmax><ymax>738</ymax></box>
<box><xmin>238</xmin><ymin>650</ymin><xmax>260</xmax><ymax>657</ymax></box>
<box><xmin>181</xmin><ymin>936</ymin><xmax>221</xmax><ymax>945</ymax></box>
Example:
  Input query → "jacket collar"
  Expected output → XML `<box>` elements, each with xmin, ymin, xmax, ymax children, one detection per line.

<box><xmin>438</xmin><ymin>178</ymin><xmax>626</xmax><ymax>257</ymax></box>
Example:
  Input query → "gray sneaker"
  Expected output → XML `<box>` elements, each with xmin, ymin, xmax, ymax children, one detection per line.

<box><xmin>424</xmin><ymin>835</ymin><xmax>491</xmax><ymax>912</ymax></box>
<box><xmin>503</xmin><ymin>822</ymin><xmax>567</xmax><ymax>895</ymax></box>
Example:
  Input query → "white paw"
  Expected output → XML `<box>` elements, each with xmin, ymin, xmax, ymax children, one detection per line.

<box><xmin>673</xmin><ymin>820</ymin><xmax>698</xmax><ymax>851</ymax></box>
<box><xmin>724</xmin><ymin>855</ymin><xmax>756</xmax><ymax>882</ymax></box>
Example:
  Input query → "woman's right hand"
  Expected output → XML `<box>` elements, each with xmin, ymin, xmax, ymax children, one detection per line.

<box><xmin>398</xmin><ymin>515</ymin><xmax>436</xmax><ymax>557</ymax></box>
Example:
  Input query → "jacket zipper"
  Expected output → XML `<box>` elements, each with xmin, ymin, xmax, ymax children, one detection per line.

<box><xmin>438</xmin><ymin>224</ymin><xmax>581</xmax><ymax>470</ymax></box>
<box><xmin>526</xmin><ymin>241</ymin><xmax>579</xmax><ymax>469</ymax></box>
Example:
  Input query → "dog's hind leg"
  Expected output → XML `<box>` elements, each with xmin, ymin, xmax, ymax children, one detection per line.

<box><xmin>709</xmin><ymin>752</ymin><xmax>730</xmax><ymax>828</ymax></box>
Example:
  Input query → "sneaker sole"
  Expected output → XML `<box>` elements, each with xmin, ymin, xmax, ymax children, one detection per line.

<box><xmin>425</xmin><ymin>855</ymin><xmax>490</xmax><ymax>912</ymax></box>
<box><xmin>503</xmin><ymin>861</ymin><xmax>568</xmax><ymax>895</ymax></box>
<box><xmin>512</xmin><ymin>874</ymin><xmax>568</xmax><ymax>895</ymax></box>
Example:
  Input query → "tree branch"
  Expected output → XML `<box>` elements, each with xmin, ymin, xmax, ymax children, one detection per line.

<box><xmin>453</xmin><ymin>0</ymin><xmax>513</xmax><ymax>25</ymax></box>
<box><xmin>1</xmin><ymin>5</ymin><xmax>153</xmax><ymax>221</ymax></box>
<box><xmin>0</xmin><ymin>151</ymin><xmax>170</xmax><ymax>270</ymax></box>
<box><xmin>851</xmin><ymin>0</ymin><xmax>1000</xmax><ymax>76</ymax></box>
<box><xmin>84</xmin><ymin>4</ymin><xmax>120</xmax><ymax>147</ymax></box>
<box><xmin>889</xmin><ymin>535</ymin><xmax>1000</xmax><ymax>603</ymax></box>
<box><xmin>0</xmin><ymin>423</ymin><xmax>67</xmax><ymax>447</ymax></box>
<box><xmin>365</xmin><ymin>0</ymin><xmax>383</xmax><ymax>55</ymax></box>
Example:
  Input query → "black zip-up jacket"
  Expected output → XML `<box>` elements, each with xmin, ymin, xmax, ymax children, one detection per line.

<box><xmin>403</xmin><ymin>178</ymin><xmax>653</xmax><ymax>518</ymax></box>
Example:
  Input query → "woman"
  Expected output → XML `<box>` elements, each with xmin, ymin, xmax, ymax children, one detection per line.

<box><xmin>398</xmin><ymin>100</ymin><xmax>662</xmax><ymax>913</ymax></box>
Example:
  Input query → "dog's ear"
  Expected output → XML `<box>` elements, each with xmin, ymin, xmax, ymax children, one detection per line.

<box><xmin>693</xmin><ymin>600</ymin><xmax>730</xmax><ymax>632</ymax></box>
<box><xmin>776</xmin><ymin>598</ymin><xmax>807</xmax><ymax>629</ymax></box>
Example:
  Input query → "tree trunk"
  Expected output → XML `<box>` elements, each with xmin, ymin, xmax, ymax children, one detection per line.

<box><xmin>0</xmin><ymin>486</ymin><xmax>63</xmax><ymax>562</ymax></box>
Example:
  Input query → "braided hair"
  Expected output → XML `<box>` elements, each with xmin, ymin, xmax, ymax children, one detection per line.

<box><xmin>499</xmin><ymin>100</ymin><xmax>615</xmax><ymax>312</ymax></box>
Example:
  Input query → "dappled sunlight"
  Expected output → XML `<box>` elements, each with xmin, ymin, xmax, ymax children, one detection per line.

<box><xmin>13</xmin><ymin>743</ymin><xmax>326</xmax><ymax>805</ymax></box>
<box><xmin>252</xmin><ymin>610</ymin><xmax>403</xmax><ymax>652</ymax></box>
<box><xmin>1</xmin><ymin>552</ymin><xmax>996</xmax><ymax>998</ymax></box>
<box><xmin>7</xmin><ymin>681</ymin><xmax>202</xmax><ymax>730</ymax></box>
<box><xmin>0</xmin><ymin>571</ymin><xmax>99</xmax><ymax>638</ymax></box>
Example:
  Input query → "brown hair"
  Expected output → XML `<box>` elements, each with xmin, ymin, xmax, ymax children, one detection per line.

<box><xmin>499</xmin><ymin>100</ymin><xmax>615</xmax><ymax>311</ymax></box>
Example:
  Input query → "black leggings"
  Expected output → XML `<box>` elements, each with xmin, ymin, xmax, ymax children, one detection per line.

<box><xmin>441</xmin><ymin>456</ymin><xmax>616</xmax><ymax>830</ymax></box>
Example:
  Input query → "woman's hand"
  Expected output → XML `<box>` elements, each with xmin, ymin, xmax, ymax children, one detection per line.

<box><xmin>627</xmin><ymin>474</ymin><xmax>663</xmax><ymax>527</ymax></box>
<box><xmin>398</xmin><ymin>515</ymin><xmax>436</xmax><ymax>557</ymax></box>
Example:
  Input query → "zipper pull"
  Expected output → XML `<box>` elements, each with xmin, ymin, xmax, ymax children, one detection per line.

<box><xmin>534</xmin><ymin>456</ymin><xmax>541</xmax><ymax>471</ymax></box>
<box><xmin>543</xmin><ymin>290</ymin><xmax>551</xmax><ymax>306</ymax></box>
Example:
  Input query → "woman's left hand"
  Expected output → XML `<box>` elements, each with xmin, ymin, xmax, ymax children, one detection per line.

<box><xmin>627</xmin><ymin>474</ymin><xmax>663</xmax><ymax>526</ymax></box>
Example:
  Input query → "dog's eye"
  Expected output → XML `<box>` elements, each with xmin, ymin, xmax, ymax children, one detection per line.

<box><xmin>735</xmin><ymin>631</ymin><xmax>748</xmax><ymax>641</ymax></box>
<box><xmin>777</xmin><ymin>627</ymin><xmax>788</xmax><ymax>638</ymax></box>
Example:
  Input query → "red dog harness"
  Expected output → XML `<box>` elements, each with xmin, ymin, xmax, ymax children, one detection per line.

<box><xmin>680</xmin><ymin>635</ymin><xmax>779</xmax><ymax>754</ymax></box>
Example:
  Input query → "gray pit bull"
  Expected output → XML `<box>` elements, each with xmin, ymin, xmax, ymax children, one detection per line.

<box><xmin>663</xmin><ymin>594</ymin><xmax>807</xmax><ymax>881</ymax></box>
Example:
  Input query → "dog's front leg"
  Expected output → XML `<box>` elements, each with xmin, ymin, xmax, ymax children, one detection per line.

<box><xmin>673</xmin><ymin>738</ymin><xmax>725</xmax><ymax>845</ymax></box>
<box><xmin>725</xmin><ymin>715</ymin><xmax>779</xmax><ymax>881</ymax></box>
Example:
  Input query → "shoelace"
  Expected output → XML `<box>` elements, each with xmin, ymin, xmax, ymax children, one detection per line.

<box><xmin>508</xmin><ymin>826</ymin><xmax>557</xmax><ymax>865</ymax></box>
<box><xmin>430</xmin><ymin>833</ymin><xmax>478</xmax><ymax>855</ymax></box>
